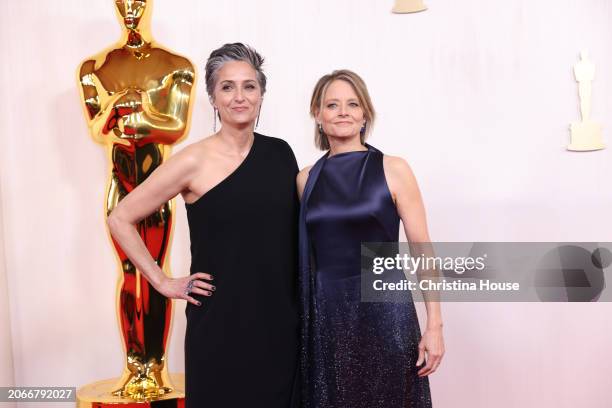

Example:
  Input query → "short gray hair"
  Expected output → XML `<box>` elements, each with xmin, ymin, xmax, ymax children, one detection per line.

<box><xmin>205</xmin><ymin>43</ymin><xmax>267</xmax><ymax>101</ymax></box>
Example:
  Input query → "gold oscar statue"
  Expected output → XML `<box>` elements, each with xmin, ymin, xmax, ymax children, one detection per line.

<box><xmin>76</xmin><ymin>0</ymin><xmax>196</xmax><ymax>406</ymax></box>
<box><xmin>568</xmin><ymin>51</ymin><xmax>605</xmax><ymax>151</ymax></box>
<box><xmin>392</xmin><ymin>0</ymin><xmax>428</xmax><ymax>14</ymax></box>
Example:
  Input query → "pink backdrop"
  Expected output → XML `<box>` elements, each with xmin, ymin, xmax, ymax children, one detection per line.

<box><xmin>1</xmin><ymin>0</ymin><xmax>611</xmax><ymax>407</ymax></box>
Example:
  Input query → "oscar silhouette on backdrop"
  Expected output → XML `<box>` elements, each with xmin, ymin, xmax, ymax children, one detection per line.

<box><xmin>76</xmin><ymin>0</ymin><xmax>196</xmax><ymax>404</ymax></box>
<box><xmin>392</xmin><ymin>0</ymin><xmax>428</xmax><ymax>14</ymax></box>
<box><xmin>568</xmin><ymin>51</ymin><xmax>605</xmax><ymax>151</ymax></box>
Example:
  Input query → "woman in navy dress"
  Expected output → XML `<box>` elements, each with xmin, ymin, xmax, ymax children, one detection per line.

<box><xmin>297</xmin><ymin>70</ymin><xmax>444</xmax><ymax>408</ymax></box>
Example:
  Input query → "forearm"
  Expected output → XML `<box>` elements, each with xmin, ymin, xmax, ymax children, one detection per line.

<box><xmin>125</xmin><ymin>77</ymin><xmax>193</xmax><ymax>142</ymax></box>
<box><xmin>125</xmin><ymin>111</ymin><xmax>186</xmax><ymax>142</ymax></box>
<box><xmin>106</xmin><ymin>215</ymin><xmax>167</xmax><ymax>289</ymax></box>
<box><xmin>86</xmin><ymin>94</ymin><xmax>131</xmax><ymax>145</ymax></box>
<box><xmin>423</xmin><ymin>300</ymin><xmax>443</xmax><ymax>330</ymax></box>
<box><xmin>410</xmin><ymin>242</ymin><xmax>443</xmax><ymax>331</ymax></box>
<box><xmin>416</xmin><ymin>269</ymin><xmax>443</xmax><ymax>330</ymax></box>
<box><xmin>126</xmin><ymin>96</ymin><xmax>190</xmax><ymax>141</ymax></box>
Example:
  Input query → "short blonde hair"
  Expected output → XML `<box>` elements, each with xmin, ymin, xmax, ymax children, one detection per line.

<box><xmin>309</xmin><ymin>69</ymin><xmax>376</xmax><ymax>150</ymax></box>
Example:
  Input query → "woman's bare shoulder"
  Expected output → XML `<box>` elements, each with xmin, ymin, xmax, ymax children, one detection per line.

<box><xmin>383</xmin><ymin>154</ymin><xmax>416</xmax><ymax>181</ymax></box>
<box><xmin>296</xmin><ymin>165</ymin><xmax>314</xmax><ymax>199</ymax></box>
<box><xmin>174</xmin><ymin>136</ymin><xmax>216</xmax><ymax>164</ymax></box>
<box><xmin>383</xmin><ymin>154</ymin><xmax>411</xmax><ymax>172</ymax></box>
<box><xmin>297</xmin><ymin>165</ymin><xmax>313</xmax><ymax>184</ymax></box>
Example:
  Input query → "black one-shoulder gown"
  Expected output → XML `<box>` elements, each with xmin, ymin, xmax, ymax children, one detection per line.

<box><xmin>184</xmin><ymin>133</ymin><xmax>299</xmax><ymax>407</ymax></box>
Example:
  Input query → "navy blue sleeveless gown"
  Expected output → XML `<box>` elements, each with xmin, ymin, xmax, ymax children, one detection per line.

<box><xmin>299</xmin><ymin>145</ymin><xmax>432</xmax><ymax>408</ymax></box>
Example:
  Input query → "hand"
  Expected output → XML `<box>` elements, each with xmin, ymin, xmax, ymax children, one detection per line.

<box><xmin>114</xmin><ymin>88</ymin><xmax>143</xmax><ymax>107</ymax></box>
<box><xmin>416</xmin><ymin>326</ymin><xmax>445</xmax><ymax>377</ymax></box>
<box><xmin>103</xmin><ymin>88</ymin><xmax>131</xmax><ymax>105</ymax></box>
<box><xmin>120</xmin><ymin>111</ymin><xmax>142</xmax><ymax>136</ymax></box>
<box><xmin>103</xmin><ymin>104</ymin><xmax>142</xmax><ymax>136</ymax></box>
<box><xmin>113</xmin><ymin>89</ymin><xmax>144</xmax><ymax>125</ymax></box>
<box><xmin>155</xmin><ymin>272</ymin><xmax>215</xmax><ymax>306</ymax></box>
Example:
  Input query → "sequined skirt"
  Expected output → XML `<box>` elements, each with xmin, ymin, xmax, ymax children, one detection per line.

<box><xmin>304</xmin><ymin>275</ymin><xmax>432</xmax><ymax>408</ymax></box>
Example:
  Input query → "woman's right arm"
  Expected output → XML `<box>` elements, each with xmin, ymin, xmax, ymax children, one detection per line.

<box><xmin>106</xmin><ymin>145</ymin><xmax>214</xmax><ymax>306</ymax></box>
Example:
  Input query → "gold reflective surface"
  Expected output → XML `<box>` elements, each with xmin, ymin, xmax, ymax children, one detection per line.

<box><xmin>77</xmin><ymin>374</ymin><xmax>185</xmax><ymax>408</ymax></box>
<box><xmin>77</xmin><ymin>0</ymin><xmax>196</xmax><ymax>401</ymax></box>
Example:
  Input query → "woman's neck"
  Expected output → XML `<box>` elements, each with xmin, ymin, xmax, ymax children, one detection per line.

<box><xmin>216</xmin><ymin>126</ymin><xmax>255</xmax><ymax>156</ymax></box>
<box><xmin>327</xmin><ymin>135</ymin><xmax>366</xmax><ymax>157</ymax></box>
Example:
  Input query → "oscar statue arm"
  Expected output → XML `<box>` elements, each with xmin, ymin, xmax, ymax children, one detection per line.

<box><xmin>122</xmin><ymin>67</ymin><xmax>196</xmax><ymax>144</ymax></box>
<box><xmin>77</xmin><ymin>59</ymin><xmax>132</xmax><ymax>145</ymax></box>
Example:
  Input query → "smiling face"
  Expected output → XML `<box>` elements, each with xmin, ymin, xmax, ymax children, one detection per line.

<box><xmin>115</xmin><ymin>0</ymin><xmax>147</xmax><ymax>30</ymax></box>
<box><xmin>317</xmin><ymin>79</ymin><xmax>366</xmax><ymax>141</ymax></box>
<box><xmin>212</xmin><ymin>60</ymin><xmax>262</xmax><ymax>130</ymax></box>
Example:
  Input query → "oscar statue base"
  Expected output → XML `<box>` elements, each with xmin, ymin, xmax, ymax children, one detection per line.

<box><xmin>568</xmin><ymin>121</ymin><xmax>605</xmax><ymax>151</ymax></box>
<box><xmin>77</xmin><ymin>373</ymin><xmax>185</xmax><ymax>408</ymax></box>
<box><xmin>392</xmin><ymin>0</ymin><xmax>428</xmax><ymax>14</ymax></box>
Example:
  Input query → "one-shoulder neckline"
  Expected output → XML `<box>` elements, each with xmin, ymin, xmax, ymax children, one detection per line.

<box><xmin>185</xmin><ymin>133</ymin><xmax>258</xmax><ymax>207</ymax></box>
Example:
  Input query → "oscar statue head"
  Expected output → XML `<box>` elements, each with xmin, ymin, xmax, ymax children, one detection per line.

<box><xmin>114</xmin><ymin>0</ymin><xmax>152</xmax><ymax>31</ymax></box>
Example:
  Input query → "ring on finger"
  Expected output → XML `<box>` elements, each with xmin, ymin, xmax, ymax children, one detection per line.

<box><xmin>185</xmin><ymin>280</ymin><xmax>195</xmax><ymax>296</ymax></box>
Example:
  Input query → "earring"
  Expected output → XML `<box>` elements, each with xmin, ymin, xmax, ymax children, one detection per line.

<box><xmin>360</xmin><ymin>121</ymin><xmax>367</xmax><ymax>136</ymax></box>
<box><xmin>213</xmin><ymin>108</ymin><xmax>218</xmax><ymax>132</ymax></box>
<box><xmin>255</xmin><ymin>105</ymin><xmax>262</xmax><ymax>129</ymax></box>
<box><xmin>318</xmin><ymin>123</ymin><xmax>324</xmax><ymax>137</ymax></box>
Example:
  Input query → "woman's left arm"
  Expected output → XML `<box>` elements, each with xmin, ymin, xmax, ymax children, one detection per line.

<box><xmin>383</xmin><ymin>155</ymin><xmax>445</xmax><ymax>377</ymax></box>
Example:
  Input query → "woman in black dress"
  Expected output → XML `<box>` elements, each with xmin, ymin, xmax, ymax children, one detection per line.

<box><xmin>297</xmin><ymin>70</ymin><xmax>444</xmax><ymax>407</ymax></box>
<box><xmin>107</xmin><ymin>43</ymin><xmax>299</xmax><ymax>407</ymax></box>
